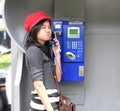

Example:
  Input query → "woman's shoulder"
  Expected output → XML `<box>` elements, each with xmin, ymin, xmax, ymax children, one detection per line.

<box><xmin>26</xmin><ymin>45</ymin><xmax>42</xmax><ymax>55</ymax></box>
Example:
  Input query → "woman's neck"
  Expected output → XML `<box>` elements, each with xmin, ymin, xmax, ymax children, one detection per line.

<box><xmin>38</xmin><ymin>40</ymin><xmax>45</xmax><ymax>45</ymax></box>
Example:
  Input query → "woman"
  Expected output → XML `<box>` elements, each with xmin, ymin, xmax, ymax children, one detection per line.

<box><xmin>24</xmin><ymin>11</ymin><xmax>62</xmax><ymax>111</ymax></box>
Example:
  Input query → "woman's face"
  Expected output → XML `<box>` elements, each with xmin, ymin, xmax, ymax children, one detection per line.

<box><xmin>37</xmin><ymin>20</ymin><xmax>52</xmax><ymax>44</ymax></box>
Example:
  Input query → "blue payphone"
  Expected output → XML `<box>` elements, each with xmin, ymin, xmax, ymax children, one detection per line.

<box><xmin>53</xmin><ymin>20</ymin><xmax>85</xmax><ymax>82</ymax></box>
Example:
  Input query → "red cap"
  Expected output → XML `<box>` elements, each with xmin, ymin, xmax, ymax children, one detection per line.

<box><xmin>24</xmin><ymin>11</ymin><xmax>52</xmax><ymax>32</ymax></box>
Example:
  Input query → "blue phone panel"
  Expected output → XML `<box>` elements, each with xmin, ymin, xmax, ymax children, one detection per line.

<box><xmin>53</xmin><ymin>20</ymin><xmax>85</xmax><ymax>82</ymax></box>
<box><xmin>63</xmin><ymin>23</ymin><xmax>84</xmax><ymax>63</ymax></box>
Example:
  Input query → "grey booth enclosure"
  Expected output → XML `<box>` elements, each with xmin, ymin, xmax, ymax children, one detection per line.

<box><xmin>3</xmin><ymin>0</ymin><xmax>120</xmax><ymax>111</ymax></box>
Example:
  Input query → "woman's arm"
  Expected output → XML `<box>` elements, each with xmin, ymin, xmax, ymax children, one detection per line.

<box><xmin>53</xmin><ymin>37</ymin><xmax>62</xmax><ymax>82</ymax></box>
<box><xmin>33</xmin><ymin>81</ymin><xmax>54</xmax><ymax>111</ymax></box>
<box><xmin>55</xmin><ymin>53</ymin><xmax>62</xmax><ymax>82</ymax></box>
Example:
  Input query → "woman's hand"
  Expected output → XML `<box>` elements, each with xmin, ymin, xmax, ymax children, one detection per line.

<box><xmin>53</xmin><ymin>37</ymin><xmax>61</xmax><ymax>57</ymax></box>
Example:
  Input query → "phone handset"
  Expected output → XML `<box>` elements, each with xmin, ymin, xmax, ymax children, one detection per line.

<box><xmin>51</xmin><ymin>31</ymin><xmax>55</xmax><ymax>48</ymax></box>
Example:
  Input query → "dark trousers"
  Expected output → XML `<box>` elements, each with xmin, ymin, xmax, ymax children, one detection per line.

<box><xmin>0</xmin><ymin>89</ymin><xmax>11</xmax><ymax>111</ymax></box>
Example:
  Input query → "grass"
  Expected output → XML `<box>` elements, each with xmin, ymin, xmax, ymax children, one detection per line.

<box><xmin>0</xmin><ymin>54</ymin><xmax>11</xmax><ymax>69</ymax></box>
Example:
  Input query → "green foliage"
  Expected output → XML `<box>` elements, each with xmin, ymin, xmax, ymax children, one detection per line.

<box><xmin>0</xmin><ymin>54</ymin><xmax>11</xmax><ymax>69</ymax></box>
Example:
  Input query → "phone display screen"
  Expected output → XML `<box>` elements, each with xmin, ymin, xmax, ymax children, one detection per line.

<box><xmin>68</xmin><ymin>27</ymin><xmax>80</xmax><ymax>38</ymax></box>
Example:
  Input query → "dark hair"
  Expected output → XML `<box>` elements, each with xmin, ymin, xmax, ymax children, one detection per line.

<box><xmin>24</xmin><ymin>19</ymin><xmax>52</xmax><ymax>58</ymax></box>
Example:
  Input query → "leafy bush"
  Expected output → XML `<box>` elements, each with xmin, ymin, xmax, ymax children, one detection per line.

<box><xmin>0</xmin><ymin>54</ymin><xmax>11</xmax><ymax>69</ymax></box>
